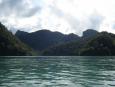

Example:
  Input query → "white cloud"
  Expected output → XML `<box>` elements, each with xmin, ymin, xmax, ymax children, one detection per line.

<box><xmin>1</xmin><ymin>0</ymin><xmax>115</xmax><ymax>35</ymax></box>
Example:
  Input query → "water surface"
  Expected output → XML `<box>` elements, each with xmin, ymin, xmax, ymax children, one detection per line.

<box><xmin>0</xmin><ymin>56</ymin><xmax>115</xmax><ymax>87</ymax></box>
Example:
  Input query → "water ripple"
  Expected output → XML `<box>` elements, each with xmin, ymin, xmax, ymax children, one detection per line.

<box><xmin>0</xmin><ymin>56</ymin><xmax>115</xmax><ymax>87</ymax></box>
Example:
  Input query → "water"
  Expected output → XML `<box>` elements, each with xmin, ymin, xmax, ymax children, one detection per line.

<box><xmin>0</xmin><ymin>56</ymin><xmax>115</xmax><ymax>87</ymax></box>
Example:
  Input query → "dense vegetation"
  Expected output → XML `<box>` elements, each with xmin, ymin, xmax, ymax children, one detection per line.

<box><xmin>80</xmin><ymin>32</ymin><xmax>115</xmax><ymax>56</ymax></box>
<box><xmin>42</xmin><ymin>31</ymin><xmax>115</xmax><ymax>56</ymax></box>
<box><xmin>41</xmin><ymin>29</ymin><xmax>99</xmax><ymax>56</ymax></box>
<box><xmin>15</xmin><ymin>30</ymin><xmax>80</xmax><ymax>51</ymax></box>
<box><xmin>2</xmin><ymin>20</ymin><xmax>115</xmax><ymax>56</ymax></box>
<box><xmin>7</xmin><ymin>26</ymin><xmax>115</xmax><ymax>56</ymax></box>
<box><xmin>0</xmin><ymin>23</ymin><xmax>36</xmax><ymax>56</ymax></box>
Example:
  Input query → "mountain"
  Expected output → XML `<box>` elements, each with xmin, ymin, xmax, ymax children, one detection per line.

<box><xmin>0</xmin><ymin>23</ymin><xmax>35</xmax><ymax>56</ymax></box>
<box><xmin>2</xmin><ymin>20</ymin><xmax>115</xmax><ymax>56</ymax></box>
<box><xmin>82</xmin><ymin>29</ymin><xmax>99</xmax><ymax>39</ymax></box>
<box><xmin>15</xmin><ymin>30</ymin><xmax>80</xmax><ymax>51</ymax></box>
<box><xmin>42</xmin><ymin>29</ymin><xmax>99</xmax><ymax>56</ymax></box>
<box><xmin>15</xmin><ymin>28</ymin><xmax>115</xmax><ymax>56</ymax></box>
<box><xmin>79</xmin><ymin>32</ymin><xmax>115</xmax><ymax>56</ymax></box>
<box><xmin>42</xmin><ymin>31</ymin><xmax>115</xmax><ymax>56</ymax></box>
<box><xmin>42</xmin><ymin>30</ymin><xmax>115</xmax><ymax>56</ymax></box>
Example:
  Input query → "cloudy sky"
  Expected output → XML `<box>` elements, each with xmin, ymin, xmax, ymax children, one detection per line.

<box><xmin>1</xmin><ymin>0</ymin><xmax>115</xmax><ymax>36</ymax></box>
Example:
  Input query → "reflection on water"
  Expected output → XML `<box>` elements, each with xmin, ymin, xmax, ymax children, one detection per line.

<box><xmin>0</xmin><ymin>56</ymin><xmax>115</xmax><ymax>87</ymax></box>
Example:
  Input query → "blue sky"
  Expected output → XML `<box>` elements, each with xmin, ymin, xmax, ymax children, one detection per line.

<box><xmin>0</xmin><ymin>0</ymin><xmax>115</xmax><ymax>35</ymax></box>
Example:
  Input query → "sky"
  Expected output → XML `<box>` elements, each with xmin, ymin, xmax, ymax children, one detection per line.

<box><xmin>1</xmin><ymin>0</ymin><xmax>115</xmax><ymax>36</ymax></box>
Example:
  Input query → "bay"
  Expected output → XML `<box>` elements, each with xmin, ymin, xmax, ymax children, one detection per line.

<box><xmin>0</xmin><ymin>56</ymin><xmax>115</xmax><ymax>87</ymax></box>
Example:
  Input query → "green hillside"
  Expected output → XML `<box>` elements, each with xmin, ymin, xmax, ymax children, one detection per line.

<box><xmin>0</xmin><ymin>23</ymin><xmax>36</xmax><ymax>56</ymax></box>
<box><xmin>42</xmin><ymin>32</ymin><xmax>115</xmax><ymax>56</ymax></box>
<box><xmin>79</xmin><ymin>32</ymin><xmax>115</xmax><ymax>56</ymax></box>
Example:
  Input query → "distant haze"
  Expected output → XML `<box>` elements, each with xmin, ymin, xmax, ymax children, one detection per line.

<box><xmin>0</xmin><ymin>0</ymin><xmax>115</xmax><ymax>35</ymax></box>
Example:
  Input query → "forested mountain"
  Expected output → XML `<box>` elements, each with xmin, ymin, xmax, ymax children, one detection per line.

<box><xmin>0</xmin><ymin>23</ymin><xmax>35</xmax><ymax>56</ymax></box>
<box><xmin>15</xmin><ymin>30</ymin><xmax>80</xmax><ymax>51</ymax></box>
<box><xmin>42</xmin><ymin>31</ymin><xmax>115</xmax><ymax>56</ymax></box>
<box><xmin>82</xmin><ymin>29</ymin><xmax>99</xmax><ymax>39</ymax></box>
<box><xmin>80</xmin><ymin>32</ymin><xmax>115</xmax><ymax>56</ymax></box>
<box><xmin>14</xmin><ymin>27</ymin><xmax>115</xmax><ymax>56</ymax></box>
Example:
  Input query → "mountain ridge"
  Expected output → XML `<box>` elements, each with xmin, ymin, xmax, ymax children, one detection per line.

<box><xmin>15</xmin><ymin>29</ymin><xmax>81</xmax><ymax>51</ymax></box>
<box><xmin>1</xmin><ymin>21</ymin><xmax>115</xmax><ymax>56</ymax></box>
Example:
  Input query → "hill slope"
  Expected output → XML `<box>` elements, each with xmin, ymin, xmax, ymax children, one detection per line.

<box><xmin>15</xmin><ymin>30</ymin><xmax>80</xmax><ymax>51</ymax></box>
<box><xmin>0</xmin><ymin>23</ymin><xmax>35</xmax><ymax>56</ymax></box>
<box><xmin>80</xmin><ymin>32</ymin><xmax>115</xmax><ymax>56</ymax></box>
<box><xmin>82</xmin><ymin>29</ymin><xmax>99</xmax><ymax>39</ymax></box>
<box><xmin>15</xmin><ymin>28</ymin><xmax>115</xmax><ymax>56</ymax></box>
<box><xmin>42</xmin><ymin>31</ymin><xmax>115</xmax><ymax>56</ymax></box>
<box><xmin>42</xmin><ymin>29</ymin><xmax>99</xmax><ymax>56</ymax></box>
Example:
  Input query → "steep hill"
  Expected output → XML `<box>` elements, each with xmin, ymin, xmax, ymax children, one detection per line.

<box><xmin>80</xmin><ymin>32</ymin><xmax>115</xmax><ymax>56</ymax></box>
<box><xmin>0</xmin><ymin>23</ymin><xmax>35</xmax><ymax>56</ymax></box>
<box><xmin>82</xmin><ymin>29</ymin><xmax>99</xmax><ymax>39</ymax></box>
<box><xmin>42</xmin><ymin>31</ymin><xmax>115</xmax><ymax>56</ymax></box>
<box><xmin>42</xmin><ymin>29</ymin><xmax>99</xmax><ymax>56</ymax></box>
<box><xmin>15</xmin><ymin>30</ymin><xmax>80</xmax><ymax>51</ymax></box>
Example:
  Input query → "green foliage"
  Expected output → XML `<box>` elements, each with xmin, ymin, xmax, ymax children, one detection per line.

<box><xmin>15</xmin><ymin>30</ymin><xmax>80</xmax><ymax>51</ymax></box>
<box><xmin>42</xmin><ymin>41</ymin><xmax>82</xmax><ymax>56</ymax></box>
<box><xmin>79</xmin><ymin>32</ymin><xmax>115</xmax><ymax>56</ymax></box>
<box><xmin>42</xmin><ymin>31</ymin><xmax>115</xmax><ymax>56</ymax></box>
<box><xmin>0</xmin><ymin>22</ymin><xmax>37</xmax><ymax>56</ymax></box>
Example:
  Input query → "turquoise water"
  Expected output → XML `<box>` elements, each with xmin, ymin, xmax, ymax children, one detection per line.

<box><xmin>0</xmin><ymin>56</ymin><xmax>115</xmax><ymax>87</ymax></box>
